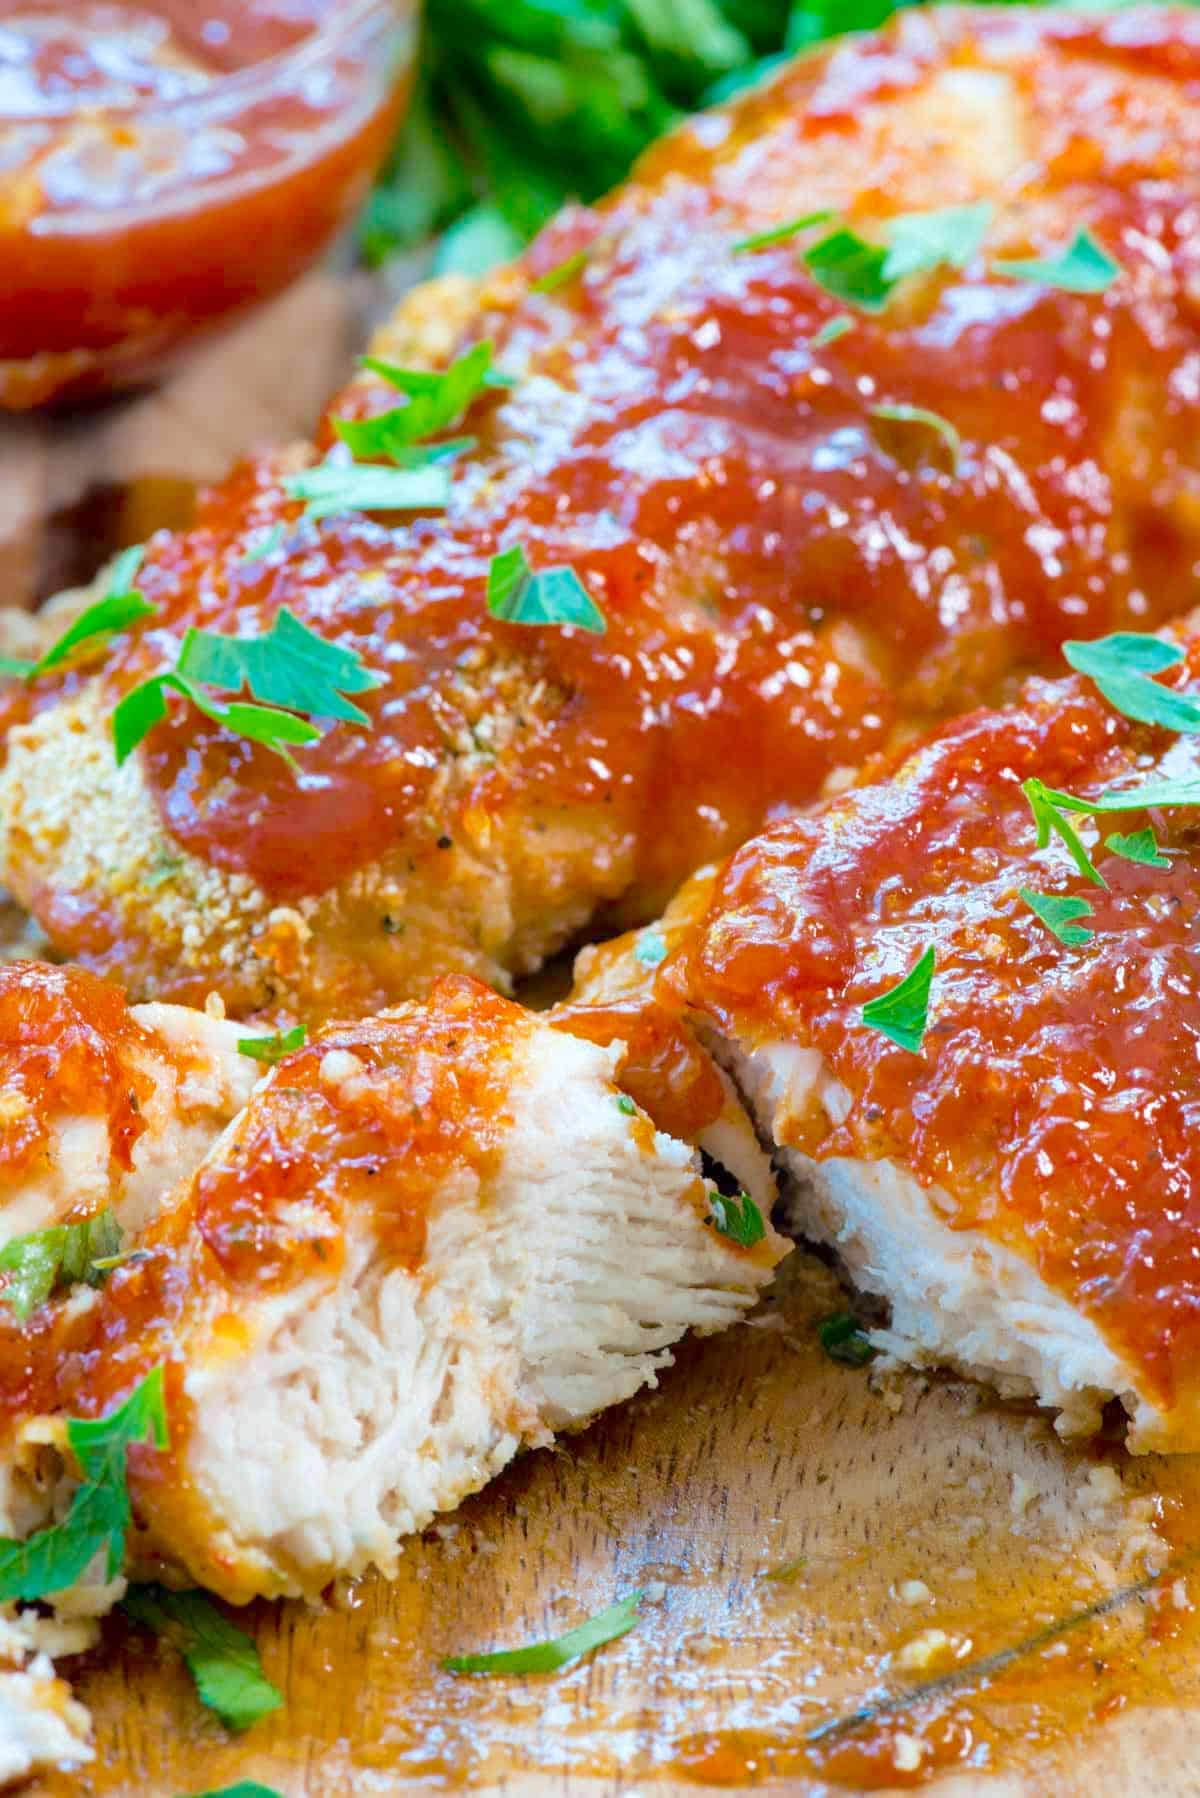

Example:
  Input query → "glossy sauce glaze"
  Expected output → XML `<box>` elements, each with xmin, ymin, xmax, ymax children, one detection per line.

<box><xmin>673</xmin><ymin>634</ymin><xmax>1200</xmax><ymax>1419</ymax></box>
<box><xmin>0</xmin><ymin>958</ymin><xmax>154</xmax><ymax>1178</ymax></box>
<box><xmin>0</xmin><ymin>0</ymin><xmax>409</xmax><ymax>406</ymax></box>
<box><xmin>7</xmin><ymin>10</ymin><xmax>1200</xmax><ymax>931</ymax></box>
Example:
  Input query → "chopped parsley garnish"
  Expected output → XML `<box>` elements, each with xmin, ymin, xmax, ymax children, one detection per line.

<box><xmin>707</xmin><ymin>1190</ymin><xmax>766</xmax><ymax>1247</ymax></box>
<box><xmin>237</xmin><ymin>1025</ymin><xmax>307</xmax><ymax>1065</ymax></box>
<box><xmin>992</xmin><ymin>229</ymin><xmax>1120</xmax><ymax>294</ymax></box>
<box><xmin>1021</xmin><ymin>777</ymin><xmax>1107</xmax><ymax>888</ymax></box>
<box><xmin>860</xmin><ymin>945</ymin><xmax>935</xmax><ymax>1053</ymax></box>
<box><xmin>1105</xmin><ymin>827</ymin><xmax>1170</xmax><ymax>869</ymax></box>
<box><xmin>0</xmin><ymin>1209</ymin><xmax>122</xmax><ymax>1324</ymax></box>
<box><xmin>0</xmin><ymin>1368</ymin><xmax>167</xmax><ymax>1602</ymax></box>
<box><xmin>443</xmin><ymin>1591</ymin><xmax>643</xmax><ymax>1675</ymax></box>
<box><xmin>530</xmin><ymin>248</ymin><xmax>591</xmax><ymax>293</ymax></box>
<box><xmin>803</xmin><ymin>227</ymin><xmax>891</xmax><ymax>312</ymax></box>
<box><xmin>123</xmin><ymin>1585</ymin><xmax>283</xmax><ymax>1731</ymax></box>
<box><xmin>0</xmin><ymin>547</ymin><xmax>153</xmax><ymax>682</ymax></box>
<box><xmin>818</xmin><ymin>1313</ymin><xmax>876</xmax><ymax>1367</ymax></box>
<box><xmin>733</xmin><ymin>209</ymin><xmax>834</xmax><ymax>252</ymax></box>
<box><xmin>1063</xmin><ymin>632</ymin><xmax>1200</xmax><ymax>734</ymax></box>
<box><xmin>870</xmin><ymin>403</ymin><xmax>961</xmax><ymax>472</ymax></box>
<box><xmin>811</xmin><ymin>313</ymin><xmax>854</xmax><ymax>348</ymax></box>
<box><xmin>184</xmin><ymin>1786</ymin><xmax>284</xmax><ymax>1798</ymax></box>
<box><xmin>486</xmin><ymin>544</ymin><xmax>606</xmax><ymax>633</ymax></box>
<box><xmin>334</xmin><ymin>339</ymin><xmax>511</xmax><ymax>464</ymax></box>
<box><xmin>881</xmin><ymin>201</ymin><xmax>994</xmax><ymax>282</ymax></box>
<box><xmin>765</xmin><ymin>1556</ymin><xmax>807</xmax><ymax>1582</ymax></box>
<box><xmin>633</xmin><ymin>927</ymin><xmax>667</xmax><ymax>966</ymax></box>
<box><xmin>283</xmin><ymin>460</ymin><xmax>456</xmax><ymax>521</ymax></box>
<box><xmin>1018</xmin><ymin>889</ymin><xmax>1095</xmax><ymax>947</ymax></box>
<box><xmin>615</xmin><ymin>1094</ymin><xmax>637</xmax><ymax>1116</ymax></box>
<box><xmin>112</xmin><ymin>609</ymin><xmax>381</xmax><ymax>770</ymax></box>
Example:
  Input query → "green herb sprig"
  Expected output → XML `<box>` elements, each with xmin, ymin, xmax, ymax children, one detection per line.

<box><xmin>0</xmin><ymin>548</ymin><xmax>152</xmax><ymax>683</ymax></box>
<box><xmin>123</xmin><ymin>1585</ymin><xmax>283</xmax><ymax>1731</ymax></box>
<box><xmin>0</xmin><ymin>1369</ymin><xmax>167</xmax><ymax>1602</ymax></box>
<box><xmin>818</xmin><ymin>1313</ymin><xmax>876</xmax><ymax>1367</ymax></box>
<box><xmin>0</xmin><ymin>1209</ymin><xmax>122</xmax><ymax>1324</ymax></box>
<box><xmin>113</xmin><ymin>610</ymin><xmax>382</xmax><ymax>770</ymax></box>
<box><xmin>1064</xmin><ymin>632</ymin><xmax>1200</xmax><ymax>734</ymax></box>
<box><xmin>707</xmin><ymin>1191</ymin><xmax>766</xmax><ymax>1247</ymax></box>
<box><xmin>237</xmin><ymin>1025</ymin><xmax>308</xmax><ymax>1065</ymax></box>
<box><xmin>860</xmin><ymin>945</ymin><xmax>935</xmax><ymax>1053</ymax></box>
<box><xmin>486</xmin><ymin>544</ymin><xmax>606</xmax><ymax>633</ymax></box>
<box><xmin>443</xmin><ymin>1591</ymin><xmax>643</xmax><ymax>1675</ymax></box>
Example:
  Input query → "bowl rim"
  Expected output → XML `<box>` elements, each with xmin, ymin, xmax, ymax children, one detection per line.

<box><xmin>0</xmin><ymin>0</ymin><xmax>407</xmax><ymax>126</ymax></box>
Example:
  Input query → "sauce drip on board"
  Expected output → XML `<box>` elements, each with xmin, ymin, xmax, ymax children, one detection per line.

<box><xmin>0</xmin><ymin>0</ymin><xmax>410</xmax><ymax>407</ymax></box>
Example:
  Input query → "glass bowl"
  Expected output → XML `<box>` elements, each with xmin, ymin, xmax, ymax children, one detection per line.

<box><xmin>0</xmin><ymin>0</ymin><xmax>416</xmax><ymax>411</ymax></box>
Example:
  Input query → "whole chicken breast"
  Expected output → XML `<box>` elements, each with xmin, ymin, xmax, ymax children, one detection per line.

<box><xmin>39</xmin><ymin>976</ymin><xmax>783</xmax><ymax>1604</ymax></box>
<box><xmin>659</xmin><ymin>623</ymin><xmax>1200</xmax><ymax>1452</ymax></box>
<box><xmin>3</xmin><ymin>7</ymin><xmax>1200</xmax><ymax>1021</ymax></box>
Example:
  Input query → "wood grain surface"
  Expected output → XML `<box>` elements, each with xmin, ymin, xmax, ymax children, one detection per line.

<box><xmin>28</xmin><ymin>1252</ymin><xmax>1200</xmax><ymax>1797</ymax></box>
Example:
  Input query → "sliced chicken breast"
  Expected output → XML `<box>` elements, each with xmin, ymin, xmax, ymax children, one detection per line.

<box><xmin>0</xmin><ymin>961</ymin><xmax>258</xmax><ymax>1250</ymax></box>
<box><xmin>44</xmin><ymin>976</ymin><xmax>784</xmax><ymax>1603</ymax></box>
<box><xmin>3</xmin><ymin>8</ymin><xmax>1200</xmax><ymax>1021</ymax></box>
<box><xmin>661</xmin><ymin>624</ymin><xmax>1200</xmax><ymax>1451</ymax></box>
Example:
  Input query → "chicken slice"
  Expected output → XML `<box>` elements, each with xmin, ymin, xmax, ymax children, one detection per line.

<box><xmin>42</xmin><ymin>976</ymin><xmax>784</xmax><ymax>1603</ymax></box>
<box><xmin>3</xmin><ymin>8</ymin><xmax>1200</xmax><ymax>1021</ymax></box>
<box><xmin>0</xmin><ymin>960</ymin><xmax>259</xmax><ymax>1249</ymax></box>
<box><xmin>0</xmin><ymin>1606</ymin><xmax>91</xmax><ymax>1787</ymax></box>
<box><xmin>653</xmin><ymin>622</ymin><xmax>1200</xmax><ymax>1452</ymax></box>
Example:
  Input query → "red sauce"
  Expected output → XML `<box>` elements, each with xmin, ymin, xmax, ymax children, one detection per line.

<box><xmin>674</xmin><ymin>637</ymin><xmax>1200</xmax><ymax>1418</ymax></box>
<box><xmin>0</xmin><ymin>957</ymin><xmax>153</xmax><ymax>1177</ymax></box>
<box><xmin>27</xmin><ymin>6</ymin><xmax>1189</xmax><ymax>933</ymax></box>
<box><xmin>0</xmin><ymin>0</ymin><xmax>412</xmax><ymax>408</ymax></box>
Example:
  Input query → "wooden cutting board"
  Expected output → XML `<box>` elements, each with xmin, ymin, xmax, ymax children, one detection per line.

<box><xmin>9</xmin><ymin>274</ymin><xmax>1200</xmax><ymax>1798</ymax></box>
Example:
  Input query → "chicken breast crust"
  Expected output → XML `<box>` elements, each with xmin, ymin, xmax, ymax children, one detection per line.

<box><xmin>16</xmin><ymin>976</ymin><xmax>784</xmax><ymax>1604</ymax></box>
<box><xmin>3</xmin><ymin>7</ymin><xmax>1200</xmax><ymax>1022</ymax></box>
<box><xmin>623</xmin><ymin>619</ymin><xmax>1200</xmax><ymax>1453</ymax></box>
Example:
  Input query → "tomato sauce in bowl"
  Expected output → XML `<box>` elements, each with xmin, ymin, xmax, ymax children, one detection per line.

<box><xmin>0</xmin><ymin>0</ymin><xmax>414</xmax><ymax>409</ymax></box>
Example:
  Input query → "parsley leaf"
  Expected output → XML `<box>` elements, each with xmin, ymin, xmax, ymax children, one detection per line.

<box><xmin>881</xmin><ymin>201</ymin><xmax>994</xmax><ymax>282</ymax></box>
<box><xmin>870</xmin><ymin>403</ymin><xmax>961</xmax><ymax>472</ymax></box>
<box><xmin>283</xmin><ymin>460</ymin><xmax>456</xmax><ymax>521</ymax></box>
<box><xmin>237</xmin><ymin>1025</ymin><xmax>307</xmax><ymax>1065</ymax></box>
<box><xmin>1105</xmin><ymin>827</ymin><xmax>1171</xmax><ymax>869</ymax></box>
<box><xmin>733</xmin><ymin>209</ymin><xmax>834</xmax><ymax>252</ymax></box>
<box><xmin>860</xmin><ymin>945</ymin><xmax>935</xmax><ymax>1053</ymax></box>
<box><xmin>334</xmin><ymin>339</ymin><xmax>510</xmax><ymax>463</ymax></box>
<box><xmin>811</xmin><ymin>313</ymin><xmax>854</xmax><ymax>348</ymax></box>
<box><xmin>633</xmin><ymin>927</ymin><xmax>667</xmax><ymax>967</ymax></box>
<box><xmin>1022</xmin><ymin>777</ymin><xmax>1106</xmax><ymax>888</ymax></box>
<box><xmin>1019</xmin><ymin>889</ymin><xmax>1095</xmax><ymax>947</ymax></box>
<box><xmin>112</xmin><ymin>611</ymin><xmax>381</xmax><ymax>769</ymax></box>
<box><xmin>123</xmin><ymin>1585</ymin><xmax>283</xmax><ymax>1732</ymax></box>
<box><xmin>177</xmin><ymin>611</ymin><xmax>381</xmax><ymax>727</ymax></box>
<box><xmin>184</xmin><ymin>1786</ymin><xmax>284</xmax><ymax>1798</ymax></box>
<box><xmin>818</xmin><ymin>1313</ymin><xmax>876</xmax><ymax>1367</ymax></box>
<box><xmin>0</xmin><ymin>547</ymin><xmax>154</xmax><ymax>682</ymax></box>
<box><xmin>803</xmin><ymin>227</ymin><xmax>891</xmax><ymax>311</ymax></box>
<box><xmin>1063</xmin><ymin>632</ymin><xmax>1200</xmax><ymax>734</ymax></box>
<box><xmin>486</xmin><ymin>544</ymin><xmax>606</xmax><ymax>633</ymax></box>
<box><xmin>443</xmin><ymin>1592</ymin><xmax>643</xmax><ymax>1675</ymax></box>
<box><xmin>530</xmin><ymin>248</ymin><xmax>591</xmax><ymax>293</ymax></box>
<box><xmin>0</xmin><ymin>1368</ymin><xmax>167</xmax><ymax>1600</ymax></box>
<box><xmin>0</xmin><ymin>1209</ymin><xmax>122</xmax><ymax>1324</ymax></box>
<box><xmin>992</xmin><ymin>229</ymin><xmax>1120</xmax><ymax>295</ymax></box>
<box><xmin>615</xmin><ymin>1095</ymin><xmax>637</xmax><ymax>1116</ymax></box>
<box><xmin>708</xmin><ymin>1191</ymin><xmax>766</xmax><ymax>1247</ymax></box>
